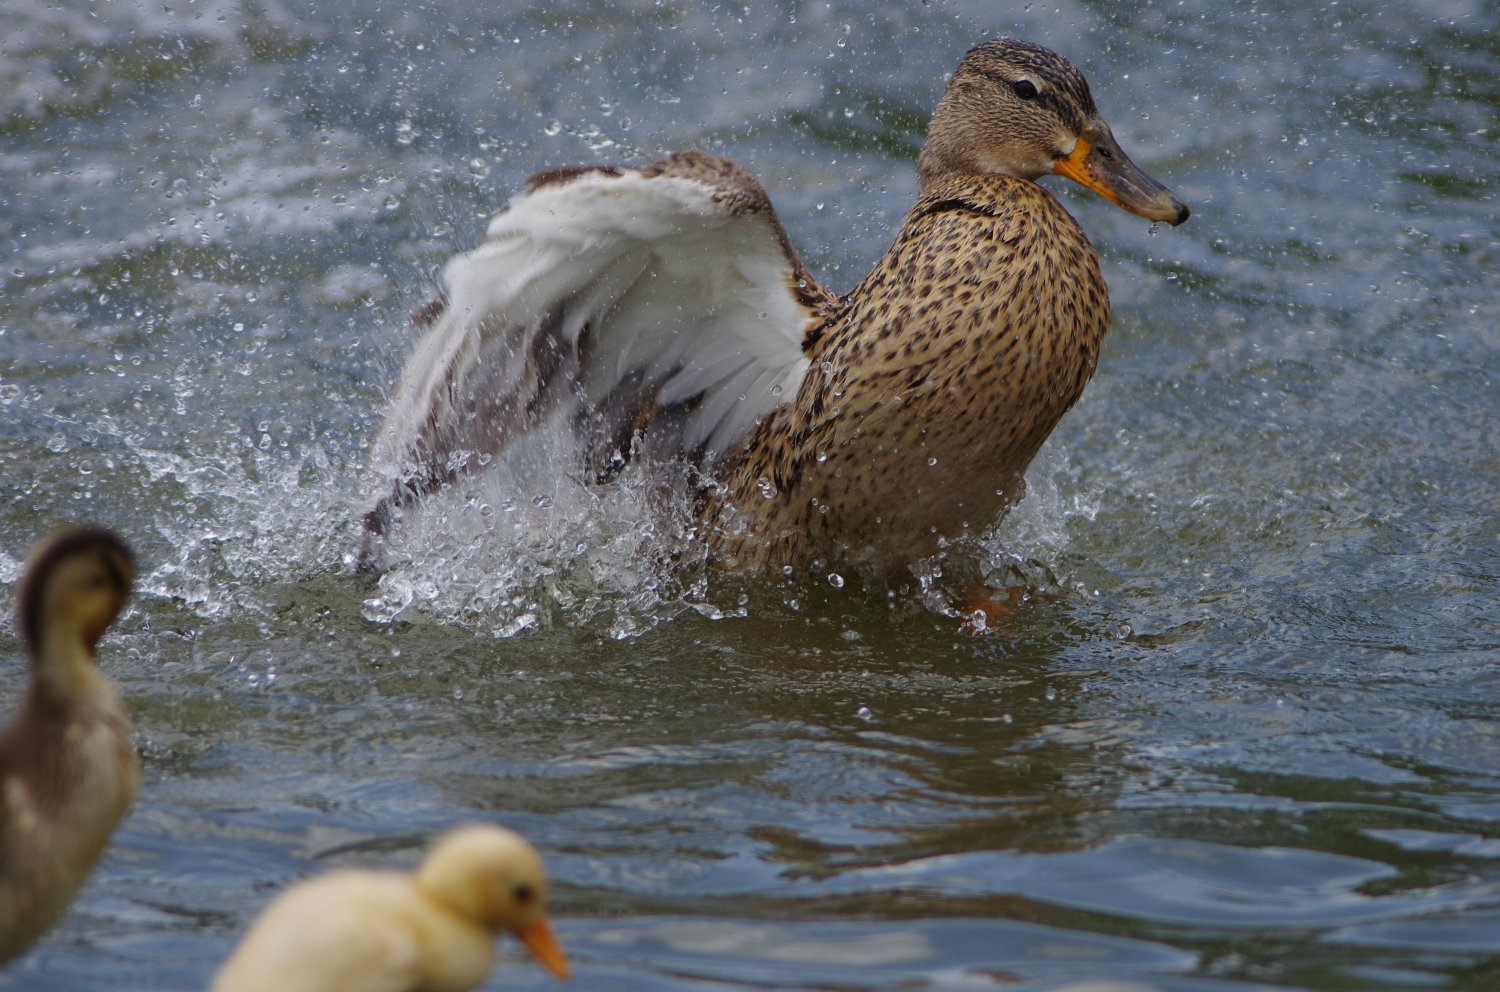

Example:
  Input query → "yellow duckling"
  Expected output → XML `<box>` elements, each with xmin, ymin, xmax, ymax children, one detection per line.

<box><xmin>360</xmin><ymin>39</ymin><xmax>1189</xmax><ymax>581</ymax></box>
<box><xmin>0</xmin><ymin>526</ymin><xmax>137</xmax><ymax>963</ymax></box>
<box><xmin>211</xmin><ymin>824</ymin><xmax>570</xmax><ymax>992</ymax></box>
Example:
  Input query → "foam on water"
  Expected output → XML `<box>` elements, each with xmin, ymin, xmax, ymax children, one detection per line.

<box><xmin>355</xmin><ymin>424</ymin><xmax>1100</xmax><ymax>639</ymax></box>
<box><xmin>357</xmin><ymin>424</ymin><xmax>732</xmax><ymax>639</ymax></box>
<box><xmin>10</xmin><ymin>6</ymin><xmax>1500</xmax><ymax>990</ymax></box>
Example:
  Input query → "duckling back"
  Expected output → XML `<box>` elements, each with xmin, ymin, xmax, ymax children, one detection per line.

<box><xmin>0</xmin><ymin>527</ymin><xmax>137</xmax><ymax>963</ymax></box>
<box><xmin>211</xmin><ymin>870</ymin><xmax>495</xmax><ymax>992</ymax></box>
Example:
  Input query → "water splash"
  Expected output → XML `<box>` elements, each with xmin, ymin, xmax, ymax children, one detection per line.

<box><xmin>358</xmin><ymin>424</ymin><xmax>735</xmax><ymax>639</ymax></box>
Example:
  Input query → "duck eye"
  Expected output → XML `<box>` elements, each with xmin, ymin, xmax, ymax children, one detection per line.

<box><xmin>1012</xmin><ymin>79</ymin><xmax>1039</xmax><ymax>100</ymax></box>
<box><xmin>513</xmin><ymin>883</ymin><xmax>535</xmax><ymax>905</ymax></box>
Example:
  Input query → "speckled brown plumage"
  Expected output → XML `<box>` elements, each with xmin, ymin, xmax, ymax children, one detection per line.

<box><xmin>360</xmin><ymin>39</ymin><xmax>1188</xmax><ymax>582</ymax></box>
<box><xmin>708</xmin><ymin>175</ymin><xmax>1109</xmax><ymax>575</ymax></box>
<box><xmin>699</xmin><ymin>40</ymin><xmax>1188</xmax><ymax>578</ymax></box>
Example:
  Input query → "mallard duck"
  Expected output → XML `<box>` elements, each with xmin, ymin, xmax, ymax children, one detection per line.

<box><xmin>0</xmin><ymin>526</ymin><xmax>137</xmax><ymax>963</ymax></box>
<box><xmin>359</xmin><ymin>39</ymin><xmax>1188</xmax><ymax>581</ymax></box>
<box><xmin>211</xmin><ymin>824</ymin><xmax>570</xmax><ymax>991</ymax></box>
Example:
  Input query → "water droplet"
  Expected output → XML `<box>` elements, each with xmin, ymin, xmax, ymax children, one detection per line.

<box><xmin>855</xmin><ymin>705</ymin><xmax>875</xmax><ymax>722</ymax></box>
<box><xmin>756</xmin><ymin>476</ymin><xmax>778</xmax><ymax>499</ymax></box>
<box><xmin>827</xmin><ymin>573</ymin><xmax>844</xmax><ymax>588</ymax></box>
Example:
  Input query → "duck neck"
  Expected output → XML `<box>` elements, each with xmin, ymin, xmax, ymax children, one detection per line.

<box><xmin>30</xmin><ymin>634</ymin><xmax>116</xmax><ymax>710</ymax></box>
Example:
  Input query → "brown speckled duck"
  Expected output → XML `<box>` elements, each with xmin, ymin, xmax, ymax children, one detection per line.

<box><xmin>0</xmin><ymin>527</ymin><xmax>137</xmax><ymax>963</ymax></box>
<box><xmin>360</xmin><ymin>39</ymin><xmax>1189</xmax><ymax>581</ymax></box>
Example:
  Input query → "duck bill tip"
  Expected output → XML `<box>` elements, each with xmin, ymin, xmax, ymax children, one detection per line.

<box><xmin>1128</xmin><ymin>193</ymin><xmax>1192</xmax><ymax>226</ymax></box>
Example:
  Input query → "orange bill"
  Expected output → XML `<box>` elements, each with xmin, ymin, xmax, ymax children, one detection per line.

<box><xmin>1053</xmin><ymin>128</ymin><xmax>1190</xmax><ymax>226</ymax></box>
<box><xmin>514</xmin><ymin>916</ymin><xmax>571</xmax><ymax>979</ymax></box>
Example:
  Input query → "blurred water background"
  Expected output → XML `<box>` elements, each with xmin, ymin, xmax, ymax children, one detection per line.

<box><xmin>3</xmin><ymin>0</ymin><xmax>1499</xmax><ymax>989</ymax></box>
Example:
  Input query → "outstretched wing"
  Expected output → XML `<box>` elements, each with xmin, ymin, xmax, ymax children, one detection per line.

<box><xmin>361</xmin><ymin>150</ymin><xmax>835</xmax><ymax>543</ymax></box>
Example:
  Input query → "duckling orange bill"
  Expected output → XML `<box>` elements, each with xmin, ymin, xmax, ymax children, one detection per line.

<box><xmin>514</xmin><ymin>916</ymin><xmax>570</xmax><ymax>979</ymax></box>
<box><xmin>1052</xmin><ymin>126</ymin><xmax>1190</xmax><ymax>225</ymax></box>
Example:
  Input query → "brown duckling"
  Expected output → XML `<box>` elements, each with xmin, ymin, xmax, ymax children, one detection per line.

<box><xmin>0</xmin><ymin>526</ymin><xmax>137</xmax><ymax>963</ymax></box>
<box><xmin>211</xmin><ymin>824</ymin><xmax>570</xmax><ymax>992</ymax></box>
<box><xmin>360</xmin><ymin>39</ymin><xmax>1189</xmax><ymax>582</ymax></box>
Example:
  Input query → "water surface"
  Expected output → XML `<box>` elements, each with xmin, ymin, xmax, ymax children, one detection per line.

<box><xmin>3</xmin><ymin>1</ymin><xmax>1499</xmax><ymax>990</ymax></box>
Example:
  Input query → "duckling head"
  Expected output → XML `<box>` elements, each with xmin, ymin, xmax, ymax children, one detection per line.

<box><xmin>918</xmin><ymin>38</ymin><xmax>1189</xmax><ymax>225</ymax></box>
<box><xmin>17</xmin><ymin>527</ymin><xmax>134</xmax><ymax>679</ymax></box>
<box><xmin>416</xmin><ymin>824</ymin><xmax>570</xmax><ymax>979</ymax></box>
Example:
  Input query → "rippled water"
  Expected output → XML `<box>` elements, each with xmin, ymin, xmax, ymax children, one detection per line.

<box><xmin>3</xmin><ymin>1</ymin><xmax>1499</xmax><ymax>990</ymax></box>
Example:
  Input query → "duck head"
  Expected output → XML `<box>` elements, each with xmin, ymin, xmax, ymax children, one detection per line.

<box><xmin>918</xmin><ymin>38</ymin><xmax>1190</xmax><ymax>226</ymax></box>
<box><xmin>17</xmin><ymin>527</ymin><xmax>134</xmax><ymax>706</ymax></box>
<box><xmin>417</xmin><ymin>825</ymin><xmax>571</xmax><ymax>979</ymax></box>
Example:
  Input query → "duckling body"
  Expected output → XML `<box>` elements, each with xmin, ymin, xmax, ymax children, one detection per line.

<box><xmin>211</xmin><ymin>824</ymin><xmax>569</xmax><ymax>992</ymax></box>
<box><xmin>0</xmin><ymin>527</ymin><xmax>136</xmax><ymax>963</ymax></box>
<box><xmin>360</xmin><ymin>39</ymin><xmax>1188</xmax><ymax>581</ymax></box>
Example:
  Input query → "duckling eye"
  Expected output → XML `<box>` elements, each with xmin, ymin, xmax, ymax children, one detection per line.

<box><xmin>1011</xmin><ymin>79</ymin><xmax>1039</xmax><ymax>100</ymax></box>
<box><xmin>512</xmin><ymin>883</ymin><xmax>535</xmax><ymax>905</ymax></box>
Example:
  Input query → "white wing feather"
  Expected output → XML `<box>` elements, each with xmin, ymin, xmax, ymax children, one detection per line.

<box><xmin>362</xmin><ymin>153</ymin><xmax>830</xmax><ymax>539</ymax></box>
